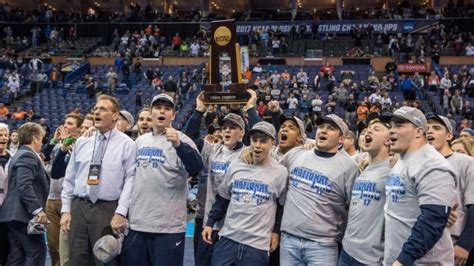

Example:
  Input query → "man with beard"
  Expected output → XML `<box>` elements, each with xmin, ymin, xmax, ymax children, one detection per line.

<box><xmin>8</xmin><ymin>130</ymin><xmax>18</xmax><ymax>155</ymax></box>
<box><xmin>426</xmin><ymin>113</ymin><xmax>474</xmax><ymax>265</ymax></box>
<box><xmin>279</xmin><ymin>114</ymin><xmax>359</xmax><ymax>265</ymax></box>
<box><xmin>133</xmin><ymin>107</ymin><xmax>152</xmax><ymax>139</ymax></box>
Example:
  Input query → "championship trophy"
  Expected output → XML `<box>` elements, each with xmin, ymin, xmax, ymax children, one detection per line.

<box><xmin>203</xmin><ymin>19</ymin><xmax>250</xmax><ymax>104</ymax></box>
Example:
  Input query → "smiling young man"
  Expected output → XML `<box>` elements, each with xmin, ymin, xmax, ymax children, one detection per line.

<box><xmin>202</xmin><ymin>122</ymin><xmax>287</xmax><ymax>266</ymax></box>
<box><xmin>122</xmin><ymin>93</ymin><xmax>203</xmax><ymax>266</ymax></box>
<box><xmin>184</xmin><ymin>93</ymin><xmax>250</xmax><ymax>266</ymax></box>
<box><xmin>279</xmin><ymin>114</ymin><xmax>359</xmax><ymax>265</ymax></box>
<box><xmin>60</xmin><ymin>94</ymin><xmax>136</xmax><ymax>266</ymax></box>
<box><xmin>340</xmin><ymin>117</ymin><xmax>391</xmax><ymax>265</ymax></box>
<box><xmin>135</xmin><ymin>108</ymin><xmax>152</xmax><ymax>137</ymax></box>
<box><xmin>427</xmin><ymin>113</ymin><xmax>474</xmax><ymax>265</ymax></box>
<box><xmin>383</xmin><ymin>106</ymin><xmax>456</xmax><ymax>265</ymax></box>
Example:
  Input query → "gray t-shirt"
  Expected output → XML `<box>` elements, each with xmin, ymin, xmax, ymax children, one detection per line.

<box><xmin>280</xmin><ymin>147</ymin><xmax>359</xmax><ymax>244</ymax></box>
<box><xmin>129</xmin><ymin>131</ymin><xmax>199</xmax><ymax>233</ymax></box>
<box><xmin>218</xmin><ymin>158</ymin><xmax>287</xmax><ymax>251</ymax></box>
<box><xmin>384</xmin><ymin>144</ymin><xmax>456</xmax><ymax>265</ymax></box>
<box><xmin>202</xmin><ymin>141</ymin><xmax>243</xmax><ymax>229</ymax></box>
<box><xmin>343</xmin><ymin>159</ymin><xmax>390</xmax><ymax>264</ymax></box>
<box><xmin>446</xmin><ymin>152</ymin><xmax>474</xmax><ymax>237</ymax></box>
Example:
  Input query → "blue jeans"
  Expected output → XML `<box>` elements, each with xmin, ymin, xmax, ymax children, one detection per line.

<box><xmin>338</xmin><ymin>248</ymin><xmax>367</xmax><ymax>266</ymax></box>
<box><xmin>211</xmin><ymin>237</ymin><xmax>269</xmax><ymax>266</ymax></box>
<box><xmin>195</xmin><ymin>230</ymin><xmax>219</xmax><ymax>266</ymax></box>
<box><xmin>121</xmin><ymin>230</ymin><xmax>185</xmax><ymax>266</ymax></box>
<box><xmin>280</xmin><ymin>232</ymin><xmax>338</xmax><ymax>265</ymax></box>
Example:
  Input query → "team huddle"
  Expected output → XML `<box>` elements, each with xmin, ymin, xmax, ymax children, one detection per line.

<box><xmin>0</xmin><ymin>91</ymin><xmax>472</xmax><ymax>266</ymax></box>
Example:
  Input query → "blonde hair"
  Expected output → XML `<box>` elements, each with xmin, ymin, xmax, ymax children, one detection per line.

<box><xmin>451</xmin><ymin>138</ymin><xmax>473</xmax><ymax>157</ymax></box>
<box><xmin>0</xmin><ymin>123</ymin><xmax>9</xmax><ymax>136</ymax></box>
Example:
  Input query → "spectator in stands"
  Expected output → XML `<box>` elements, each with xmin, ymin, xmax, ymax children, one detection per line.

<box><xmin>287</xmin><ymin>93</ymin><xmax>298</xmax><ymax>115</ymax></box>
<box><xmin>190</xmin><ymin>41</ymin><xmax>200</xmax><ymax>57</ymax></box>
<box><xmin>172</xmin><ymin>33</ymin><xmax>182</xmax><ymax>51</ymax></box>
<box><xmin>344</xmin><ymin>94</ymin><xmax>358</xmax><ymax>126</ymax></box>
<box><xmin>29</xmin><ymin>56</ymin><xmax>43</xmax><ymax>72</ymax></box>
<box><xmin>428</xmin><ymin>70</ymin><xmax>440</xmax><ymax>92</ymax></box>
<box><xmin>466</xmin><ymin>43</ymin><xmax>474</xmax><ymax>56</ymax></box>
<box><xmin>49</xmin><ymin>67</ymin><xmax>61</xmax><ymax>89</ymax></box>
<box><xmin>401</xmin><ymin>74</ymin><xmax>415</xmax><ymax>101</ymax></box>
<box><xmin>440</xmin><ymin>72</ymin><xmax>452</xmax><ymax>94</ymax></box>
<box><xmin>272</xmin><ymin>38</ymin><xmax>280</xmax><ymax>55</ymax></box>
<box><xmin>11</xmin><ymin>107</ymin><xmax>26</xmax><ymax>121</ymax></box>
<box><xmin>380</xmin><ymin>91</ymin><xmax>391</xmax><ymax>109</ymax></box>
<box><xmin>325</xmin><ymin>95</ymin><xmax>336</xmax><ymax>113</ymax></box>
<box><xmin>37</xmin><ymin>71</ymin><xmax>48</xmax><ymax>93</ymax></box>
<box><xmin>133</xmin><ymin>59</ymin><xmax>141</xmax><ymax>80</ymax></box>
<box><xmin>357</xmin><ymin>101</ymin><xmax>369</xmax><ymax>125</ymax></box>
<box><xmin>252</xmin><ymin>63</ymin><xmax>263</xmax><ymax>74</ymax></box>
<box><xmin>106</xmin><ymin>67</ymin><xmax>117</xmax><ymax>94</ymax></box>
<box><xmin>462</xmin><ymin>100</ymin><xmax>472</xmax><ymax>120</ymax></box>
<box><xmin>451</xmin><ymin>89</ymin><xmax>463</xmax><ymax>115</ymax></box>
<box><xmin>83</xmin><ymin>77</ymin><xmax>94</xmax><ymax>99</ymax></box>
<box><xmin>163</xmin><ymin>75</ymin><xmax>178</xmax><ymax>99</ymax></box>
<box><xmin>0</xmin><ymin>104</ymin><xmax>8</xmax><ymax>122</ymax></box>
<box><xmin>311</xmin><ymin>94</ymin><xmax>323</xmax><ymax>120</ymax></box>
<box><xmin>368</xmin><ymin>89</ymin><xmax>382</xmax><ymax>105</ymax></box>
<box><xmin>380</xmin><ymin>76</ymin><xmax>392</xmax><ymax>91</ymax></box>
<box><xmin>296</xmin><ymin>68</ymin><xmax>308</xmax><ymax>85</ymax></box>
<box><xmin>8</xmin><ymin>130</ymin><xmax>18</xmax><ymax>155</ymax></box>
<box><xmin>7</xmin><ymin>75</ymin><xmax>19</xmax><ymax>99</ymax></box>
<box><xmin>413</xmin><ymin>72</ymin><xmax>425</xmax><ymax>100</ymax></box>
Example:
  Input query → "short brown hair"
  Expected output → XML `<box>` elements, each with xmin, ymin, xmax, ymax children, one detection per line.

<box><xmin>96</xmin><ymin>95</ymin><xmax>120</xmax><ymax>112</ymax></box>
<box><xmin>18</xmin><ymin>122</ymin><xmax>45</xmax><ymax>145</ymax></box>
<box><xmin>84</xmin><ymin>113</ymin><xmax>95</xmax><ymax>122</ymax></box>
<box><xmin>65</xmin><ymin>113</ymin><xmax>84</xmax><ymax>128</ymax></box>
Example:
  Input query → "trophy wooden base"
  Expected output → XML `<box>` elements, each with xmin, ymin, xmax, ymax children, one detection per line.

<box><xmin>203</xmin><ymin>83</ymin><xmax>250</xmax><ymax>105</ymax></box>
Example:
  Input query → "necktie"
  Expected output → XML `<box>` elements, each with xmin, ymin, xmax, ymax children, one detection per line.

<box><xmin>89</xmin><ymin>134</ymin><xmax>106</xmax><ymax>203</ymax></box>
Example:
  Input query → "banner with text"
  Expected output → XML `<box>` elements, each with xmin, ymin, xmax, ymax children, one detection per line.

<box><xmin>233</xmin><ymin>19</ymin><xmax>437</xmax><ymax>35</ymax></box>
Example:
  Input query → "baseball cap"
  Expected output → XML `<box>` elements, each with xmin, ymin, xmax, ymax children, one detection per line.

<box><xmin>461</xmin><ymin>128</ymin><xmax>474</xmax><ymax>136</ymax></box>
<box><xmin>119</xmin><ymin>110</ymin><xmax>134</xmax><ymax>126</ymax></box>
<box><xmin>249</xmin><ymin>121</ymin><xmax>276</xmax><ymax>140</ymax></box>
<box><xmin>207</xmin><ymin>123</ymin><xmax>221</xmax><ymax>135</ymax></box>
<box><xmin>316</xmin><ymin>114</ymin><xmax>349</xmax><ymax>136</ymax></box>
<box><xmin>151</xmin><ymin>93</ymin><xmax>174</xmax><ymax>107</ymax></box>
<box><xmin>219</xmin><ymin>113</ymin><xmax>245</xmax><ymax>130</ymax></box>
<box><xmin>382</xmin><ymin>106</ymin><xmax>428</xmax><ymax>132</ymax></box>
<box><xmin>93</xmin><ymin>234</ymin><xmax>123</xmax><ymax>263</ymax></box>
<box><xmin>279</xmin><ymin>114</ymin><xmax>307</xmax><ymax>143</ymax></box>
<box><xmin>426</xmin><ymin>113</ymin><xmax>453</xmax><ymax>135</ymax></box>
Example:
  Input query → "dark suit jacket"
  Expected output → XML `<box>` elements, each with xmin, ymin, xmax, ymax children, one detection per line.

<box><xmin>0</xmin><ymin>146</ymin><xmax>50</xmax><ymax>224</ymax></box>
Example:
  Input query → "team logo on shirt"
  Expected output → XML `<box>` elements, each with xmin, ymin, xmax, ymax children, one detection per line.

<box><xmin>136</xmin><ymin>147</ymin><xmax>166</xmax><ymax>168</ymax></box>
<box><xmin>385</xmin><ymin>174</ymin><xmax>405</xmax><ymax>203</ymax></box>
<box><xmin>289</xmin><ymin>167</ymin><xmax>333</xmax><ymax>195</ymax></box>
<box><xmin>231</xmin><ymin>178</ymin><xmax>271</xmax><ymax>205</ymax></box>
<box><xmin>351</xmin><ymin>181</ymin><xmax>382</xmax><ymax>206</ymax></box>
<box><xmin>210</xmin><ymin>160</ymin><xmax>230</xmax><ymax>176</ymax></box>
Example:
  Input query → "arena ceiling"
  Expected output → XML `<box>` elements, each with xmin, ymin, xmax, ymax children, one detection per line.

<box><xmin>8</xmin><ymin>0</ymin><xmax>412</xmax><ymax>14</ymax></box>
